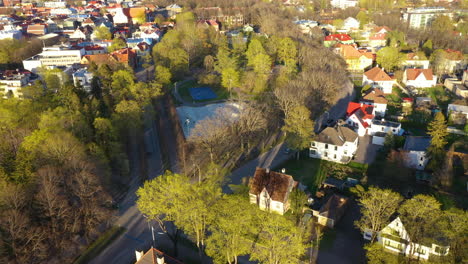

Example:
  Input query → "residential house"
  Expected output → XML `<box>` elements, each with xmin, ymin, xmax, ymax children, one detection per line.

<box><xmin>402</xmin><ymin>53</ymin><xmax>430</xmax><ymax>69</ymax></box>
<box><xmin>360</xmin><ymin>88</ymin><xmax>388</xmax><ymax>116</ymax></box>
<box><xmin>0</xmin><ymin>30</ymin><xmax>22</xmax><ymax>40</ymax></box>
<box><xmin>447</xmin><ymin>104</ymin><xmax>468</xmax><ymax>125</ymax></box>
<box><xmin>309</xmin><ymin>124</ymin><xmax>359</xmax><ymax>164</ymax></box>
<box><xmin>402</xmin><ymin>136</ymin><xmax>431</xmax><ymax>170</ymax></box>
<box><xmin>198</xmin><ymin>19</ymin><xmax>219</xmax><ymax>31</ymax></box>
<box><xmin>346</xmin><ymin>102</ymin><xmax>375</xmax><ymax>136</ymax></box>
<box><xmin>69</xmin><ymin>27</ymin><xmax>88</xmax><ymax>40</ymax></box>
<box><xmin>442</xmin><ymin>49</ymin><xmax>466</xmax><ymax>74</ymax></box>
<box><xmin>342</xmin><ymin>17</ymin><xmax>359</xmax><ymax>31</ymax></box>
<box><xmin>402</xmin><ymin>69</ymin><xmax>436</xmax><ymax>88</ymax></box>
<box><xmin>113</xmin><ymin>8</ymin><xmax>129</xmax><ymax>25</ymax></box>
<box><xmin>373</xmin><ymin>26</ymin><xmax>391</xmax><ymax>35</ymax></box>
<box><xmin>72</xmin><ymin>68</ymin><xmax>93</xmax><ymax>92</ymax></box>
<box><xmin>368</xmin><ymin>118</ymin><xmax>402</xmax><ymax>136</ymax></box>
<box><xmin>0</xmin><ymin>71</ymin><xmax>30</xmax><ymax>98</ymax></box>
<box><xmin>249</xmin><ymin>167</ymin><xmax>298</xmax><ymax>215</ymax></box>
<box><xmin>83</xmin><ymin>45</ymin><xmax>106</xmax><ymax>55</ymax></box>
<box><xmin>125</xmin><ymin>7</ymin><xmax>147</xmax><ymax>24</ymax></box>
<box><xmin>323</xmin><ymin>34</ymin><xmax>354</xmax><ymax>47</ymax></box>
<box><xmin>294</xmin><ymin>20</ymin><xmax>319</xmax><ymax>34</ymax></box>
<box><xmin>27</xmin><ymin>24</ymin><xmax>47</xmax><ymax>35</ymax></box>
<box><xmin>336</xmin><ymin>44</ymin><xmax>373</xmax><ymax>72</ymax></box>
<box><xmin>81</xmin><ymin>48</ymin><xmax>137</xmax><ymax>69</ymax></box>
<box><xmin>402</xmin><ymin>97</ymin><xmax>414</xmax><ymax>115</ymax></box>
<box><xmin>135</xmin><ymin>247</ymin><xmax>183</xmax><ymax>264</ymax></box>
<box><xmin>46</xmin><ymin>18</ymin><xmax>59</xmax><ymax>33</ymax></box>
<box><xmin>166</xmin><ymin>4</ymin><xmax>183</xmax><ymax>18</ymax></box>
<box><xmin>312</xmin><ymin>194</ymin><xmax>349</xmax><ymax>228</ymax></box>
<box><xmin>444</xmin><ymin>70</ymin><xmax>468</xmax><ymax>98</ymax></box>
<box><xmin>368</xmin><ymin>33</ymin><xmax>387</xmax><ymax>48</ymax></box>
<box><xmin>330</xmin><ymin>0</ymin><xmax>358</xmax><ymax>9</ymax></box>
<box><xmin>362</xmin><ymin>67</ymin><xmax>396</xmax><ymax>94</ymax></box>
<box><xmin>364</xmin><ymin>217</ymin><xmax>449</xmax><ymax>260</ymax></box>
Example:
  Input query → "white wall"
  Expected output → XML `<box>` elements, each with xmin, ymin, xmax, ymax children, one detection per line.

<box><xmin>404</xmin><ymin>151</ymin><xmax>428</xmax><ymax>170</ymax></box>
<box><xmin>309</xmin><ymin>138</ymin><xmax>358</xmax><ymax>164</ymax></box>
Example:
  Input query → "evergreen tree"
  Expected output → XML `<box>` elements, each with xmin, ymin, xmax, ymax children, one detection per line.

<box><xmin>427</xmin><ymin>112</ymin><xmax>448</xmax><ymax>167</ymax></box>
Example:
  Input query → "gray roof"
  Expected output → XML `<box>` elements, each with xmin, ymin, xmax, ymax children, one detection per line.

<box><xmin>315</xmin><ymin>126</ymin><xmax>358</xmax><ymax>146</ymax></box>
<box><xmin>448</xmin><ymin>104</ymin><xmax>468</xmax><ymax>113</ymax></box>
<box><xmin>403</xmin><ymin>136</ymin><xmax>431</xmax><ymax>152</ymax></box>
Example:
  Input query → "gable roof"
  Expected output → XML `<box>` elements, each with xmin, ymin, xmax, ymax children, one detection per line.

<box><xmin>136</xmin><ymin>248</ymin><xmax>184</xmax><ymax>264</ymax></box>
<box><xmin>403</xmin><ymin>136</ymin><xmax>431</xmax><ymax>152</ymax></box>
<box><xmin>346</xmin><ymin>102</ymin><xmax>374</xmax><ymax>128</ymax></box>
<box><xmin>364</xmin><ymin>67</ymin><xmax>392</xmax><ymax>81</ymax></box>
<box><xmin>315</xmin><ymin>125</ymin><xmax>358</xmax><ymax>146</ymax></box>
<box><xmin>373</xmin><ymin>26</ymin><xmax>391</xmax><ymax>33</ymax></box>
<box><xmin>405</xmin><ymin>69</ymin><xmax>434</xmax><ymax>81</ymax></box>
<box><xmin>249</xmin><ymin>168</ymin><xmax>296</xmax><ymax>203</ymax></box>
<box><xmin>445</xmin><ymin>49</ymin><xmax>464</xmax><ymax>60</ymax></box>
<box><xmin>362</xmin><ymin>88</ymin><xmax>388</xmax><ymax>104</ymax></box>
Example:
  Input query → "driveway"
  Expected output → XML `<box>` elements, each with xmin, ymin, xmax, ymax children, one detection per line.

<box><xmin>317</xmin><ymin>201</ymin><xmax>366</xmax><ymax>264</ymax></box>
<box><xmin>353</xmin><ymin>135</ymin><xmax>382</xmax><ymax>164</ymax></box>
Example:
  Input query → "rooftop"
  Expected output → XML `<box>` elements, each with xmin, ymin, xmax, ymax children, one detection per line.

<box><xmin>249</xmin><ymin>168</ymin><xmax>297</xmax><ymax>203</ymax></box>
<box><xmin>315</xmin><ymin>125</ymin><xmax>358</xmax><ymax>146</ymax></box>
<box><xmin>403</xmin><ymin>136</ymin><xmax>431</xmax><ymax>152</ymax></box>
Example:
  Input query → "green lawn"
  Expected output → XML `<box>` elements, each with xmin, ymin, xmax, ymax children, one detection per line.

<box><xmin>274</xmin><ymin>156</ymin><xmax>325</xmax><ymax>193</ymax></box>
<box><xmin>426</xmin><ymin>85</ymin><xmax>456</xmax><ymax>111</ymax></box>
<box><xmin>177</xmin><ymin>80</ymin><xmax>229</xmax><ymax>103</ymax></box>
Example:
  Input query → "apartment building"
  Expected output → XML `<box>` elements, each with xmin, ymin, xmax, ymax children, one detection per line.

<box><xmin>402</xmin><ymin>7</ymin><xmax>453</xmax><ymax>29</ymax></box>
<box><xmin>23</xmin><ymin>46</ymin><xmax>84</xmax><ymax>72</ymax></box>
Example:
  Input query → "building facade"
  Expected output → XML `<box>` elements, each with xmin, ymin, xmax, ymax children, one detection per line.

<box><xmin>309</xmin><ymin>125</ymin><xmax>359</xmax><ymax>164</ymax></box>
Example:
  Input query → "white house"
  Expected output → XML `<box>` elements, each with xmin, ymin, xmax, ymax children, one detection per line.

<box><xmin>346</xmin><ymin>102</ymin><xmax>375</xmax><ymax>136</ymax></box>
<box><xmin>360</xmin><ymin>88</ymin><xmax>388</xmax><ymax>117</ymax></box>
<box><xmin>330</xmin><ymin>0</ymin><xmax>358</xmax><ymax>9</ymax></box>
<box><xmin>402</xmin><ymin>69</ymin><xmax>437</xmax><ymax>88</ymax></box>
<box><xmin>249</xmin><ymin>168</ymin><xmax>297</xmax><ymax>215</ymax></box>
<box><xmin>113</xmin><ymin>8</ymin><xmax>129</xmax><ymax>25</ymax></box>
<box><xmin>402</xmin><ymin>136</ymin><xmax>431</xmax><ymax>170</ymax></box>
<box><xmin>447</xmin><ymin>104</ymin><xmax>468</xmax><ymax>125</ymax></box>
<box><xmin>362</xmin><ymin>67</ymin><xmax>396</xmax><ymax>94</ymax></box>
<box><xmin>309</xmin><ymin>125</ymin><xmax>359</xmax><ymax>164</ymax></box>
<box><xmin>72</xmin><ymin>68</ymin><xmax>93</xmax><ymax>92</ymax></box>
<box><xmin>0</xmin><ymin>73</ymin><xmax>29</xmax><ymax>98</ymax></box>
<box><xmin>402</xmin><ymin>53</ymin><xmax>430</xmax><ymax>69</ymax></box>
<box><xmin>343</xmin><ymin>17</ymin><xmax>360</xmax><ymax>31</ymax></box>
<box><xmin>368</xmin><ymin>118</ymin><xmax>402</xmax><ymax>136</ymax></box>
<box><xmin>364</xmin><ymin>217</ymin><xmax>450</xmax><ymax>260</ymax></box>
<box><xmin>69</xmin><ymin>28</ymin><xmax>87</xmax><ymax>40</ymax></box>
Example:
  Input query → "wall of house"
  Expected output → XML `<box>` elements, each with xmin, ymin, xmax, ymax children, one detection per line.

<box><xmin>317</xmin><ymin>215</ymin><xmax>334</xmax><ymax>228</ymax></box>
<box><xmin>309</xmin><ymin>138</ymin><xmax>358</xmax><ymax>164</ymax></box>
<box><xmin>402</xmin><ymin>60</ymin><xmax>430</xmax><ymax>69</ymax></box>
<box><xmin>346</xmin><ymin>115</ymin><xmax>368</xmax><ymax>136</ymax></box>
<box><xmin>368</xmin><ymin>123</ymin><xmax>401</xmax><ymax>136</ymax></box>
<box><xmin>404</xmin><ymin>151</ymin><xmax>428</xmax><ymax>170</ymax></box>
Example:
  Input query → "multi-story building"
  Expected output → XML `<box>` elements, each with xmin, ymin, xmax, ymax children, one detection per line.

<box><xmin>330</xmin><ymin>0</ymin><xmax>358</xmax><ymax>9</ymax></box>
<box><xmin>309</xmin><ymin>124</ymin><xmax>359</xmax><ymax>164</ymax></box>
<box><xmin>402</xmin><ymin>7</ymin><xmax>453</xmax><ymax>29</ymax></box>
<box><xmin>0</xmin><ymin>72</ymin><xmax>30</xmax><ymax>98</ymax></box>
<box><xmin>23</xmin><ymin>46</ymin><xmax>84</xmax><ymax>72</ymax></box>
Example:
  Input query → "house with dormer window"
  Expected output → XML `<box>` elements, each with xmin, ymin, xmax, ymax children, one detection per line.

<box><xmin>364</xmin><ymin>217</ymin><xmax>450</xmax><ymax>260</ymax></box>
<box><xmin>249</xmin><ymin>168</ymin><xmax>298</xmax><ymax>215</ymax></box>
<box><xmin>345</xmin><ymin>102</ymin><xmax>375</xmax><ymax>136</ymax></box>
<box><xmin>309</xmin><ymin>124</ymin><xmax>358</xmax><ymax>164</ymax></box>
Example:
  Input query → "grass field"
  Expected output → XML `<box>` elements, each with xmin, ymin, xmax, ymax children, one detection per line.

<box><xmin>274</xmin><ymin>156</ymin><xmax>328</xmax><ymax>193</ymax></box>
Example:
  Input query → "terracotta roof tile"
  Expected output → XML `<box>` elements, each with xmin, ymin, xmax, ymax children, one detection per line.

<box><xmin>405</xmin><ymin>69</ymin><xmax>434</xmax><ymax>81</ymax></box>
<box><xmin>361</xmin><ymin>88</ymin><xmax>388</xmax><ymax>104</ymax></box>
<box><xmin>364</xmin><ymin>67</ymin><xmax>392</xmax><ymax>81</ymax></box>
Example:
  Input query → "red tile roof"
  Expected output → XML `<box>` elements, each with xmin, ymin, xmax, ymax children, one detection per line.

<box><xmin>364</xmin><ymin>67</ymin><xmax>392</xmax><ymax>81</ymax></box>
<box><xmin>405</xmin><ymin>69</ymin><xmax>434</xmax><ymax>81</ymax></box>
<box><xmin>445</xmin><ymin>49</ymin><xmax>463</xmax><ymax>60</ymax></box>
<box><xmin>346</xmin><ymin>102</ymin><xmax>374</xmax><ymax>127</ymax></box>
<box><xmin>325</xmin><ymin>33</ymin><xmax>352</xmax><ymax>42</ymax></box>
<box><xmin>249</xmin><ymin>168</ymin><xmax>297</xmax><ymax>203</ymax></box>
<box><xmin>362</xmin><ymin>88</ymin><xmax>388</xmax><ymax>104</ymax></box>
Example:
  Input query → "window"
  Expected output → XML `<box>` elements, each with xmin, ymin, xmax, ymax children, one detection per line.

<box><xmin>392</xmin><ymin>129</ymin><xmax>396</xmax><ymax>133</ymax></box>
<box><xmin>310</xmin><ymin>150</ymin><xmax>316</xmax><ymax>155</ymax></box>
<box><xmin>312</xmin><ymin>142</ymin><xmax>315</xmax><ymax>147</ymax></box>
<box><xmin>324</xmin><ymin>152</ymin><xmax>328</xmax><ymax>157</ymax></box>
<box><xmin>344</xmin><ymin>151</ymin><xmax>347</xmax><ymax>155</ymax></box>
<box><xmin>416</xmin><ymin>247</ymin><xmax>426</xmax><ymax>255</ymax></box>
<box><xmin>381</xmin><ymin>127</ymin><xmax>384</xmax><ymax>131</ymax></box>
<box><xmin>325</xmin><ymin>144</ymin><xmax>328</xmax><ymax>149</ymax></box>
<box><xmin>334</xmin><ymin>146</ymin><xmax>337</xmax><ymax>151</ymax></box>
<box><xmin>334</xmin><ymin>154</ymin><xmax>337</xmax><ymax>159</ymax></box>
<box><xmin>420</xmin><ymin>157</ymin><xmax>423</xmax><ymax>161</ymax></box>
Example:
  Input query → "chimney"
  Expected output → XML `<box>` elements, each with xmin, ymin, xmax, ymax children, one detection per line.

<box><xmin>135</xmin><ymin>251</ymin><xmax>144</xmax><ymax>262</ymax></box>
<box><xmin>281</xmin><ymin>168</ymin><xmax>286</xmax><ymax>174</ymax></box>
<box><xmin>157</xmin><ymin>256</ymin><xmax>165</xmax><ymax>264</ymax></box>
<box><xmin>266</xmin><ymin>168</ymin><xmax>270</xmax><ymax>174</ymax></box>
<box><xmin>360</xmin><ymin>103</ymin><xmax>363</xmax><ymax>107</ymax></box>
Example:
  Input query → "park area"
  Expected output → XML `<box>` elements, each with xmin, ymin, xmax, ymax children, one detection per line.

<box><xmin>176</xmin><ymin>102</ymin><xmax>242</xmax><ymax>138</ymax></box>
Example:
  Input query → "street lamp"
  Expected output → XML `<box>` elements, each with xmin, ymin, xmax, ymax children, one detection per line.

<box><xmin>143</xmin><ymin>215</ymin><xmax>155</xmax><ymax>247</ymax></box>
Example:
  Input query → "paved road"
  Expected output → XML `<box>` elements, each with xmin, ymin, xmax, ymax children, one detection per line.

<box><xmin>225</xmin><ymin>143</ymin><xmax>295</xmax><ymax>191</ymax></box>
<box><xmin>315</xmin><ymin>80</ymin><xmax>355</xmax><ymax>133</ymax></box>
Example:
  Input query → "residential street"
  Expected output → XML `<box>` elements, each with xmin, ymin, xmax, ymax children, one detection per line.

<box><xmin>90</xmin><ymin>78</ymin><xmax>357</xmax><ymax>264</ymax></box>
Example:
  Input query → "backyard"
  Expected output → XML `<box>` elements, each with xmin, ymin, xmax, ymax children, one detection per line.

<box><xmin>275</xmin><ymin>155</ymin><xmax>367</xmax><ymax>193</ymax></box>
